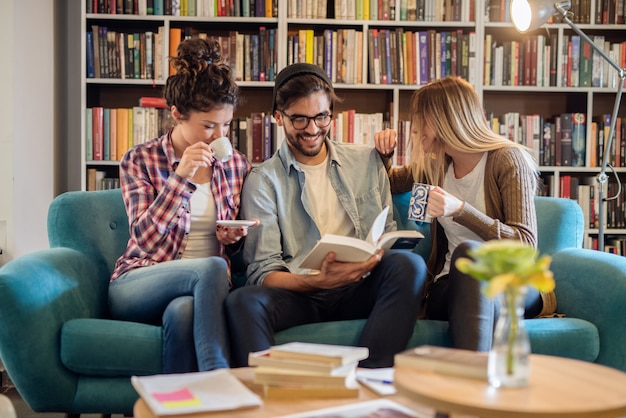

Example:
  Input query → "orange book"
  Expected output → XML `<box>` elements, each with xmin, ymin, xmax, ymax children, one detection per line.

<box><xmin>127</xmin><ymin>108</ymin><xmax>134</xmax><ymax>152</ymax></box>
<box><xmin>265</xmin><ymin>0</ymin><xmax>273</xmax><ymax>17</ymax></box>
<box><xmin>169</xmin><ymin>28</ymin><xmax>182</xmax><ymax>75</ymax></box>
<box><xmin>117</xmin><ymin>108</ymin><xmax>130</xmax><ymax>160</ymax></box>
<box><xmin>590</xmin><ymin>121</ymin><xmax>597</xmax><ymax>167</ymax></box>
<box><xmin>405</xmin><ymin>30</ymin><xmax>413</xmax><ymax>85</ymax></box>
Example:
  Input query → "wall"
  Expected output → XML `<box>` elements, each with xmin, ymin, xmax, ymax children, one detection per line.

<box><xmin>0</xmin><ymin>0</ymin><xmax>56</xmax><ymax>265</ymax></box>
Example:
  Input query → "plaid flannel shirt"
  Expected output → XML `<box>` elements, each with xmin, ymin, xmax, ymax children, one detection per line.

<box><xmin>110</xmin><ymin>130</ymin><xmax>252</xmax><ymax>282</ymax></box>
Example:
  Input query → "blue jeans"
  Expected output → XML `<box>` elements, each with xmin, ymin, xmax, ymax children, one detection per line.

<box><xmin>226</xmin><ymin>251</ymin><xmax>427</xmax><ymax>368</ymax></box>
<box><xmin>427</xmin><ymin>240</ymin><xmax>542</xmax><ymax>351</ymax></box>
<box><xmin>108</xmin><ymin>257</ymin><xmax>230</xmax><ymax>371</ymax></box>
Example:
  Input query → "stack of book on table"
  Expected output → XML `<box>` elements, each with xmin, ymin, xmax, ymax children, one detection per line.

<box><xmin>249</xmin><ymin>342</ymin><xmax>369</xmax><ymax>399</ymax></box>
<box><xmin>394</xmin><ymin>345</ymin><xmax>488</xmax><ymax>380</ymax></box>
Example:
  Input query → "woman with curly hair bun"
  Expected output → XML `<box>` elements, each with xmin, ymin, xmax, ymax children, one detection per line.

<box><xmin>108</xmin><ymin>38</ymin><xmax>255</xmax><ymax>372</ymax></box>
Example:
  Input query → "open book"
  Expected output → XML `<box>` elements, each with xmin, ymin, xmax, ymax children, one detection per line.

<box><xmin>298</xmin><ymin>206</ymin><xmax>424</xmax><ymax>270</ymax></box>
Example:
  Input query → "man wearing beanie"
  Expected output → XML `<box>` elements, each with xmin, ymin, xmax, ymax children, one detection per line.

<box><xmin>226</xmin><ymin>63</ymin><xmax>427</xmax><ymax>368</ymax></box>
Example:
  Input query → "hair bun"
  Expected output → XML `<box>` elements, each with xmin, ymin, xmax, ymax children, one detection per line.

<box><xmin>171</xmin><ymin>38</ymin><xmax>221</xmax><ymax>75</ymax></box>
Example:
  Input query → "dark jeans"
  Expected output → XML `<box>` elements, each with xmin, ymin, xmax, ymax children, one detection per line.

<box><xmin>225</xmin><ymin>250</ymin><xmax>427</xmax><ymax>368</ymax></box>
<box><xmin>426</xmin><ymin>240</ymin><xmax>543</xmax><ymax>351</ymax></box>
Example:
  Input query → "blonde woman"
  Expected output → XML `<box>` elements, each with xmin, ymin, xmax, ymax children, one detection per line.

<box><xmin>375</xmin><ymin>76</ymin><xmax>554</xmax><ymax>351</ymax></box>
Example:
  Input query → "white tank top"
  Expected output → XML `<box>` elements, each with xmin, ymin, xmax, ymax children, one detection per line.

<box><xmin>436</xmin><ymin>152</ymin><xmax>488</xmax><ymax>279</ymax></box>
<box><xmin>182</xmin><ymin>182</ymin><xmax>220</xmax><ymax>259</ymax></box>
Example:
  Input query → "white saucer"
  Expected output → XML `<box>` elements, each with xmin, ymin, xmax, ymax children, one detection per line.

<box><xmin>216</xmin><ymin>220</ymin><xmax>257</xmax><ymax>228</ymax></box>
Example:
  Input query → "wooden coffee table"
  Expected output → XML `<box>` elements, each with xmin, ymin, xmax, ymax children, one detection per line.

<box><xmin>133</xmin><ymin>367</ymin><xmax>472</xmax><ymax>418</ymax></box>
<box><xmin>395</xmin><ymin>354</ymin><xmax>626</xmax><ymax>418</ymax></box>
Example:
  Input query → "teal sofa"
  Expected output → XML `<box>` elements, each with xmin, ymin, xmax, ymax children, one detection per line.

<box><xmin>0</xmin><ymin>188</ymin><xmax>622</xmax><ymax>416</ymax></box>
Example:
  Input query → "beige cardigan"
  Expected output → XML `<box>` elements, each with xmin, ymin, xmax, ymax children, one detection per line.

<box><xmin>383</xmin><ymin>147</ymin><xmax>556</xmax><ymax>317</ymax></box>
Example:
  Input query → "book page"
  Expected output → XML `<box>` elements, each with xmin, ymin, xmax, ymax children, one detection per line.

<box><xmin>356</xmin><ymin>367</ymin><xmax>397</xmax><ymax>395</ymax></box>
<box><xmin>376</xmin><ymin>230</ymin><xmax>424</xmax><ymax>251</ymax></box>
<box><xmin>365</xmin><ymin>206</ymin><xmax>390</xmax><ymax>245</ymax></box>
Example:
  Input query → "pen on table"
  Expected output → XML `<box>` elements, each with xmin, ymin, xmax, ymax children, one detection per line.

<box><xmin>358</xmin><ymin>377</ymin><xmax>394</xmax><ymax>385</ymax></box>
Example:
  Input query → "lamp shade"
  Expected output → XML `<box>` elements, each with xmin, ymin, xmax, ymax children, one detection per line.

<box><xmin>511</xmin><ymin>0</ymin><xmax>568</xmax><ymax>32</ymax></box>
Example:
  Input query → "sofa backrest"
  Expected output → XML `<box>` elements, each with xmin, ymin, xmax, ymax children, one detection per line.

<box><xmin>48</xmin><ymin>189</ymin><xmax>129</xmax><ymax>278</ymax></box>
<box><xmin>47</xmin><ymin>189</ymin><xmax>584</xmax><ymax>281</ymax></box>
<box><xmin>534</xmin><ymin>195</ymin><xmax>584</xmax><ymax>255</ymax></box>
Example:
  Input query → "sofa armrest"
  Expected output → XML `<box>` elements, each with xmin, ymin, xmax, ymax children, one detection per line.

<box><xmin>551</xmin><ymin>248</ymin><xmax>626</xmax><ymax>372</ymax></box>
<box><xmin>0</xmin><ymin>247</ymin><xmax>109</xmax><ymax>411</ymax></box>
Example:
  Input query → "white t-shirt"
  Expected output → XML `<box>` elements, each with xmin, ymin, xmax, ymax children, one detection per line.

<box><xmin>182</xmin><ymin>182</ymin><xmax>220</xmax><ymax>259</ymax></box>
<box><xmin>436</xmin><ymin>152</ymin><xmax>488</xmax><ymax>279</ymax></box>
<box><xmin>299</xmin><ymin>157</ymin><xmax>354</xmax><ymax>238</ymax></box>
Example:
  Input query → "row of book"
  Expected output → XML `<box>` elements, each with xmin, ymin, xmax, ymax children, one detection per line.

<box><xmin>367</xmin><ymin>29</ymin><xmax>478</xmax><ymax>86</ymax></box>
<box><xmin>487</xmin><ymin>0</ymin><xmax>613</xmax><ymax>24</ymax></box>
<box><xmin>87</xmin><ymin>26</ymin><xmax>163</xmax><ymax>80</ymax></box>
<box><xmin>87</xmin><ymin>169</ymin><xmax>121</xmax><ymax>191</ymax></box>
<box><xmin>87</xmin><ymin>24</ymin><xmax>622</xmax><ymax>90</ymax></box>
<box><xmin>484</xmin><ymin>33</ymin><xmax>626</xmax><ymax>88</ymax></box>
<box><xmin>86</xmin><ymin>99</ymin><xmax>398</xmax><ymax>166</ymax></box>
<box><xmin>288</xmin><ymin>29</ymin><xmax>364</xmax><ymax>84</ymax></box>
<box><xmin>490</xmin><ymin>112</ymin><xmax>585</xmax><ymax>167</ymax></box>
<box><xmin>168</xmin><ymin>27</ymin><xmax>278</xmax><ymax>81</ymax></box>
<box><xmin>490</xmin><ymin>112</ymin><xmax>626</xmax><ymax>169</ymax></box>
<box><xmin>595</xmin><ymin>236</ymin><xmax>626</xmax><ymax>254</ymax></box>
<box><xmin>87</xmin><ymin>0</ymin><xmax>278</xmax><ymax>17</ymax></box>
<box><xmin>559</xmin><ymin>176</ymin><xmax>625</xmax><ymax>232</ymax></box>
<box><xmin>87</xmin><ymin>0</ymin><xmax>473</xmax><ymax>21</ymax></box>
<box><xmin>89</xmin><ymin>0</ymin><xmax>626</xmax><ymax>24</ymax></box>
<box><xmin>86</xmin><ymin>103</ymin><xmax>174</xmax><ymax>162</ymax></box>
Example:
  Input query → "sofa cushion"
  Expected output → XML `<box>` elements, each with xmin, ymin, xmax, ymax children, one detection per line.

<box><xmin>61</xmin><ymin>318</ymin><xmax>162</xmax><ymax>377</ymax></box>
<box><xmin>275</xmin><ymin>317</ymin><xmax>599</xmax><ymax>363</ymax></box>
<box><xmin>525</xmin><ymin>317</ymin><xmax>599</xmax><ymax>362</ymax></box>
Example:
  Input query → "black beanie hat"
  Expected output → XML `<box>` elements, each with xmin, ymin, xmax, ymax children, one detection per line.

<box><xmin>272</xmin><ymin>63</ymin><xmax>333</xmax><ymax>113</ymax></box>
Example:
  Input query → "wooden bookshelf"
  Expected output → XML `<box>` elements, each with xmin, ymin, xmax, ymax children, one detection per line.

<box><xmin>71</xmin><ymin>0</ymin><xmax>626</xmax><ymax>251</ymax></box>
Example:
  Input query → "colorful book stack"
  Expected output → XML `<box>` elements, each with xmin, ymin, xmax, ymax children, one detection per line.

<box><xmin>249</xmin><ymin>342</ymin><xmax>369</xmax><ymax>399</ymax></box>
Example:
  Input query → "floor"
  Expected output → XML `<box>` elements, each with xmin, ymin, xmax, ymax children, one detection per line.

<box><xmin>2</xmin><ymin>372</ymin><xmax>127</xmax><ymax>418</ymax></box>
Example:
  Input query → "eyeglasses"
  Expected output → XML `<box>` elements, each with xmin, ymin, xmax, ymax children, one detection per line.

<box><xmin>281</xmin><ymin>111</ymin><xmax>333</xmax><ymax>130</ymax></box>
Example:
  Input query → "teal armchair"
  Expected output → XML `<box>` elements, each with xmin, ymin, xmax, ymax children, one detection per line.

<box><xmin>0</xmin><ymin>189</ymin><xmax>620</xmax><ymax>416</ymax></box>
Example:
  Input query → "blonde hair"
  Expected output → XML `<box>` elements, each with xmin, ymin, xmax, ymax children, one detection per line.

<box><xmin>408</xmin><ymin>76</ymin><xmax>538</xmax><ymax>186</ymax></box>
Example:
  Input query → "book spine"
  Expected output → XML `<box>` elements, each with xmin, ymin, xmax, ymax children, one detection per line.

<box><xmin>560</xmin><ymin>113</ymin><xmax>573</xmax><ymax>166</ymax></box>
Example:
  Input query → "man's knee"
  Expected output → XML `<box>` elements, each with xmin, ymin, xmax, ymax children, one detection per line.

<box><xmin>383</xmin><ymin>251</ymin><xmax>427</xmax><ymax>279</ymax></box>
<box><xmin>226</xmin><ymin>286</ymin><xmax>267</xmax><ymax>316</ymax></box>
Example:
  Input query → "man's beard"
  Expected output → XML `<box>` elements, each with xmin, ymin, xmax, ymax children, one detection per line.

<box><xmin>285</xmin><ymin>129</ymin><xmax>327</xmax><ymax>157</ymax></box>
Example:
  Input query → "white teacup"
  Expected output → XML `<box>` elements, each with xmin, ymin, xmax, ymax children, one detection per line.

<box><xmin>209</xmin><ymin>137</ymin><xmax>233</xmax><ymax>163</ymax></box>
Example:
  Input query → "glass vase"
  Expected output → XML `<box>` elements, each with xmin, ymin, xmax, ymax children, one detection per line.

<box><xmin>488</xmin><ymin>286</ymin><xmax>530</xmax><ymax>388</ymax></box>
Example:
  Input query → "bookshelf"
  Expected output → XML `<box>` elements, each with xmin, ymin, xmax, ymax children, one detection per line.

<box><xmin>74</xmin><ymin>0</ymin><xmax>626</xmax><ymax>251</ymax></box>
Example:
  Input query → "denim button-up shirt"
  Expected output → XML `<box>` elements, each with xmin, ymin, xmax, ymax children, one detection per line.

<box><xmin>240</xmin><ymin>138</ymin><xmax>396</xmax><ymax>285</ymax></box>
